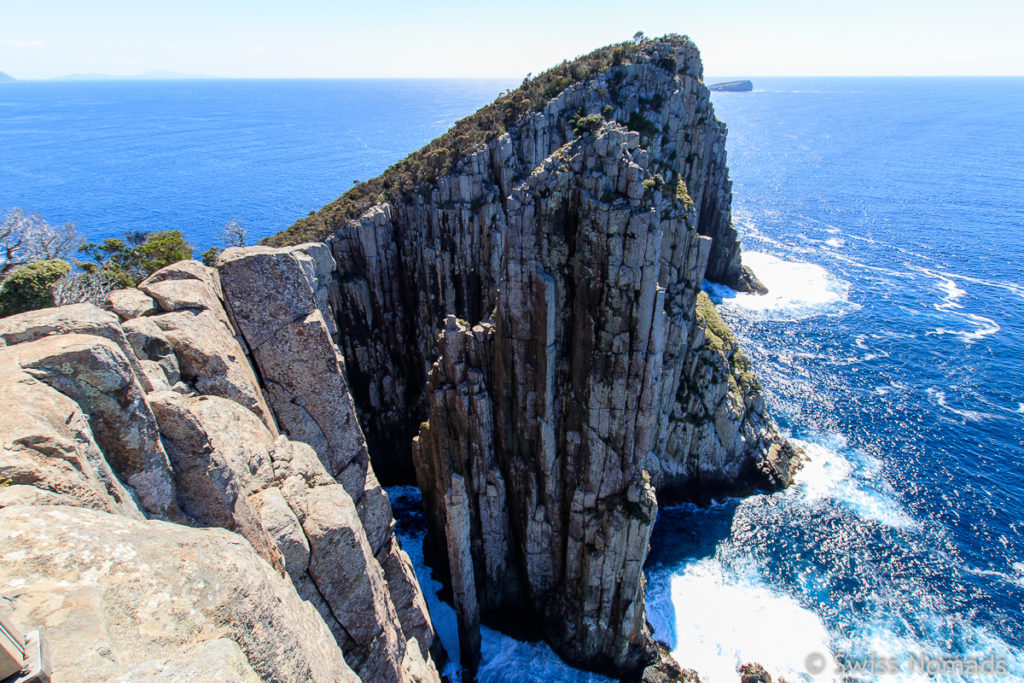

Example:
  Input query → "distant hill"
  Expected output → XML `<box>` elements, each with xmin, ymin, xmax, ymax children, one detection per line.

<box><xmin>54</xmin><ymin>70</ymin><xmax>210</xmax><ymax>81</ymax></box>
<box><xmin>0</xmin><ymin>71</ymin><xmax>16</xmax><ymax>82</ymax></box>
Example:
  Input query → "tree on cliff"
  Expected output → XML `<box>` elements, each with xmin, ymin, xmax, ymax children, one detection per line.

<box><xmin>0</xmin><ymin>208</ymin><xmax>194</xmax><ymax>317</ymax></box>
<box><xmin>0</xmin><ymin>208</ymin><xmax>81</xmax><ymax>280</ymax></box>
<box><xmin>78</xmin><ymin>230</ymin><xmax>193</xmax><ymax>286</ymax></box>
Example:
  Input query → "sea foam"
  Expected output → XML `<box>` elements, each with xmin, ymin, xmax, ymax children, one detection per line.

<box><xmin>646</xmin><ymin>558</ymin><xmax>834</xmax><ymax>682</ymax></box>
<box><xmin>705</xmin><ymin>251</ymin><xmax>855</xmax><ymax>321</ymax></box>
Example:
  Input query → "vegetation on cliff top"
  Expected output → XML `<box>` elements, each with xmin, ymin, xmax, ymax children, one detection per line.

<box><xmin>264</xmin><ymin>33</ymin><xmax>696</xmax><ymax>247</ymax></box>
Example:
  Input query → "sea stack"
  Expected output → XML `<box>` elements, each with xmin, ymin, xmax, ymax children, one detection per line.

<box><xmin>0</xmin><ymin>35</ymin><xmax>799</xmax><ymax>681</ymax></box>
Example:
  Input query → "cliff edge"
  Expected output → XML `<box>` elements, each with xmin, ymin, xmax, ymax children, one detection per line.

<box><xmin>0</xmin><ymin>35</ymin><xmax>799</xmax><ymax>682</ymax></box>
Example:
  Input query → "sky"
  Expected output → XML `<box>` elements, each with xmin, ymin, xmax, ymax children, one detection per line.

<box><xmin>1</xmin><ymin>0</ymin><xmax>1023</xmax><ymax>80</ymax></box>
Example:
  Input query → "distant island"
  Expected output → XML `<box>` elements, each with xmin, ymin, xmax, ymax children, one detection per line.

<box><xmin>709</xmin><ymin>80</ymin><xmax>753</xmax><ymax>92</ymax></box>
<box><xmin>0</xmin><ymin>71</ymin><xmax>16</xmax><ymax>82</ymax></box>
<box><xmin>54</xmin><ymin>70</ymin><xmax>210</xmax><ymax>81</ymax></box>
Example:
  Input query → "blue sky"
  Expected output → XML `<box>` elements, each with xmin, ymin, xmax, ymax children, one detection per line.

<box><xmin>1</xmin><ymin>0</ymin><xmax>1022</xmax><ymax>79</ymax></box>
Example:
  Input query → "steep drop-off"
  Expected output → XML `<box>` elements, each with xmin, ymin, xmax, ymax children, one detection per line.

<box><xmin>261</xmin><ymin>35</ymin><xmax>798</xmax><ymax>677</ymax></box>
<box><xmin>0</xmin><ymin>35</ymin><xmax>799</xmax><ymax>682</ymax></box>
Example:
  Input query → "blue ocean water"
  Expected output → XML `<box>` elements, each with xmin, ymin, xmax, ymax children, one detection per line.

<box><xmin>0</xmin><ymin>79</ymin><xmax>515</xmax><ymax>249</ymax></box>
<box><xmin>3</xmin><ymin>77</ymin><xmax>1023</xmax><ymax>681</ymax></box>
<box><xmin>645</xmin><ymin>77</ymin><xmax>1024</xmax><ymax>682</ymax></box>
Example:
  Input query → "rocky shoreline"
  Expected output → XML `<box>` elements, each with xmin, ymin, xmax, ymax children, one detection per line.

<box><xmin>0</xmin><ymin>36</ymin><xmax>799</xmax><ymax>681</ymax></box>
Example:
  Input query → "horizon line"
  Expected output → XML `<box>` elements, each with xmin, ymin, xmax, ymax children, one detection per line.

<box><xmin>6</xmin><ymin>74</ymin><xmax>1024</xmax><ymax>83</ymax></box>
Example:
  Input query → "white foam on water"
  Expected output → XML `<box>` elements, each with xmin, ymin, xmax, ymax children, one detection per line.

<box><xmin>1014</xmin><ymin>562</ymin><xmax>1024</xmax><ymax>587</ymax></box>
<box><xmin>912</xmin><ymin>266</ymin><xmax>1002</xmax><ymax>343</ymax></box>
<box><xmin>705</xmin><ymin>251</ymin><xmax>855</xmax><ymax>321</ymax></box>
<box><xmin>830</xmin><ymin>615</ymin><xmax>1024</xmax><ymax>681</ymax></box>
<box><xmin>926</xmin><ymin>388</ymin><xmax>996</xmax><ymax>422</ymax></box>
<box><xmin>651</xmin><ymin>557</ymin><xmax>835</xmax><ymax>682</ymax></box>
<box><xmin>1017</xmin><ymin>403</ymin><xmax>1024</xmax><ymax>415</ymax></box>
<box><xmin>824</xmin><ymin>237</ymin><xmax>845</xmax><ymax>248</ymax></box>
<box><xmin>791</xmin><ymin>435</ymin><xmax>918</xmax><ymax>530</ymax></box>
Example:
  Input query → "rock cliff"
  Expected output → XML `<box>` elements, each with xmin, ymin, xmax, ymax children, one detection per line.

<box><xmin>0</xmin><ymin>34</ymin><xmax>799</xmax><ymax>682</ymax></box>
<box><xmin>261</xmin><ymin>34</ymin><xmax>797</xmax><ymax>677</ymax></box>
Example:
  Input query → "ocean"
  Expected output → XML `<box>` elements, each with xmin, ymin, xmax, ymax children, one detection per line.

<box><xmin>3</xmin><ymin>76</ymin><xmax>1023</xmax><ymax>681</ymax></box>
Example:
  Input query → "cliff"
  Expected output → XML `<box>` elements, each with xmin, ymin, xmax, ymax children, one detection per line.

<box><xmin>0</xmin><ymin>35</ymin><xmax>798</xmax><ymax>682</ymax></box>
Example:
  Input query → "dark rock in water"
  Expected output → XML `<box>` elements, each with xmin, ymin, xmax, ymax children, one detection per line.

<box><xmin>738</xmin><ymin>662</ymin><xmax>782</xmax><ymax>682</ymax></box>
<box><xmin>709</xmin><ymin>80</ymin><xmax>753</xmax><ymax>92</ymax></box>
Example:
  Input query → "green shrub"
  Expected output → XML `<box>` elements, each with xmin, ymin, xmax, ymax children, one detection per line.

<box><xmin>201</xmin><ymin>246</ymin><xmax>222</xmax><ymax>267</ymax></box>
<box><xmin>265</xmin><ymin>34</ymin><xmax>697</xmax><ymax>247</ymax></box>
<box><xmin>675</xmin><ymin>179</ymin><xmax>694</xmax><ymax>209</ymax></box>
<box><xmin>0</xmin><ymin>259</ymin><xmax>71</xmax><ymax>317</ymax></box>
<box><xmin>78</xmin><ymin>230</ymin><xmax>193</xmax><ymax>285</ymax></box>
<box><xmin>571</xmin><ymin>113</ymin><xmax>604</xmax><ymax>136</ymax></box>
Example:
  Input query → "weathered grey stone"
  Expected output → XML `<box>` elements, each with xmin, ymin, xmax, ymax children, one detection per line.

<box><xmin>0</xmin><ymin>352</ymin><xmax>143</xmax><ymax>520</ymax></box>
<box><xmin>122</xmin><ymin>316</ymin><xmax>182</xmax><ymax>386</ymax></box>
<box><xmin>138</xmin><ymin>259</ymin><xmax>228</xmax><ymax>320</ymax></box>
<box><xmin>147</xmin><ymin>392</ymin><xmax>283</xmax><ymax>570</ymax></box>
<box><xmin>218</xmin><ymin>247</ymin><xmax>392</xmax><ymax>553</ymax></box>
<box><xmin>113</xmin><ymin>639</ymin><xmax>262</xmax><ymax>682</ymax></box>
<box><xmin>3</xmin><ymin>334</ymin><xmax>180</xmax><ymax>519</ymax></box>
<box><xmin>103</xmin><ymin>288</ymin><xmax>157</xmax><ymax>320</ymax></box>
<box><xmin>146</xmin><ymin>309</ymin><xmax>276</xmax><ymax>431</ymax></box>
<box><xmin>267</xmin><ymin>437</ymin><xmax>439</xmax><ymax>683</ymax></box>
<box><xmin>0</xmin><ymin>303</ymin><xmax>154</xmax><ymax>392</ymax></box>
<box><xmin>0</xmin><ymin>505</ymin><xmax>358</xmax><ymax>682</ymax></box>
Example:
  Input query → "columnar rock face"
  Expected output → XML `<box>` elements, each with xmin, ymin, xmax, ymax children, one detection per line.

<box><xmin>0</xmin><ymin>35</ymin><xmax>801</xmax><ymax>683</ymax></box>
<box><xmin>251</xmin><ymin>37</ymin><xmax>799</xmax><ymax>677</ymax></box>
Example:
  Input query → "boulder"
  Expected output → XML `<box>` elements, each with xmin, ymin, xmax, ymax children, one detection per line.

<box><xmin>0</xmin><ymin>505</ymin><xmax>358</xmax><ymax>682</ymax></box>
<box><xmin>145</xmin><ymin>309</ymin><xmax>276</xmax><ymax>431</ymax></box>
<box><xmin>0</xmin><ymin>350</ymin><xmax>142</xmax><ymax>519</ymax></box>
<box><xmin>7</xmin><ymin>334</ymin><xmax>181</xmax><ymax>519</ymax></box>
<box><xmin>103</xmin><ymin>288</ymin><xmax>157</xmax><ymax>320</ymax></box>
<box><xmin>148</xmin><ymin>392</ymin><xmax>283</xmax><ymax>570</ymax></box>
<box><xmin>0</xmin><ymin>303</ymin><xmax>154</xmax><ymax>392</ymax></box>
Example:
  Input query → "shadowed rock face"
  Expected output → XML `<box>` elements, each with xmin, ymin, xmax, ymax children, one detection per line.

<box><xmin>216</xmin><ymin>38</ymin><xmax>799</xmax><ymax>678</ymax></box>
<box><xmin>0</xmin><ymin>37</ymin><xmax>800</xmax><ymax>683</ymax></box>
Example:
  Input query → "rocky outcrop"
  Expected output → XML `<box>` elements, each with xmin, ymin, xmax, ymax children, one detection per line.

<box><xmin>1</xmin><ymin>35</ymin><xmax>800</xmax><ymax>683</ymax></box>
<box><xmin>0</xmin><ymin>261</ymin><xmax>442</xmax><ymax>682</ymax></box>
<box><xmin>237</xmin><ymin>36</ymin><xmax>798</xmax><ymax>678</ymax></box>
<box><xmin>0</xmin><ymin>505</ymin><xmax>358</xmax><ymax>682</ymax></box>
<box><xmin>217</xmin><ymin>244</ymin><xmax>439</xmax><ymax>673</ymax></box>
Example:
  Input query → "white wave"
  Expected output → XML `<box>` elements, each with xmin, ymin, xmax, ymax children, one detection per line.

<box><xmin>705</xmin><ymin>251</ymin><xmax>856</xmax><ymax>321</ymax></box>
<box><xmin>1017</xmin><ymin>403</ymin><xmax>1024</xmax><ymax>415</ymax></box>
<box><xmin>824</xmin><ymin>237</ymin><xmax>845</xmax><ymax>248</ymax></box>
<box><xmin>911</xmin><ymin>266</ymin><xmax>1002</xmax><ymax>343</ymax></box>
<box><xmin>827</xmin><ymin>619</ymin><xmax>1024</xmax><ymax>682</ymax></box>
<box><xmin>649</xmin><ymin>558</ymin><xmax>835</xmax><ymax>682</ymax></box>
<box><xmin>792</xmin><ymin>435</ymin><xmax>918</xmax><ymax>530</ymax></box>
<box><xmin>926</xmin><ymin>388</ymin><xmax>996</xmax><ymax>422</ymax></box>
